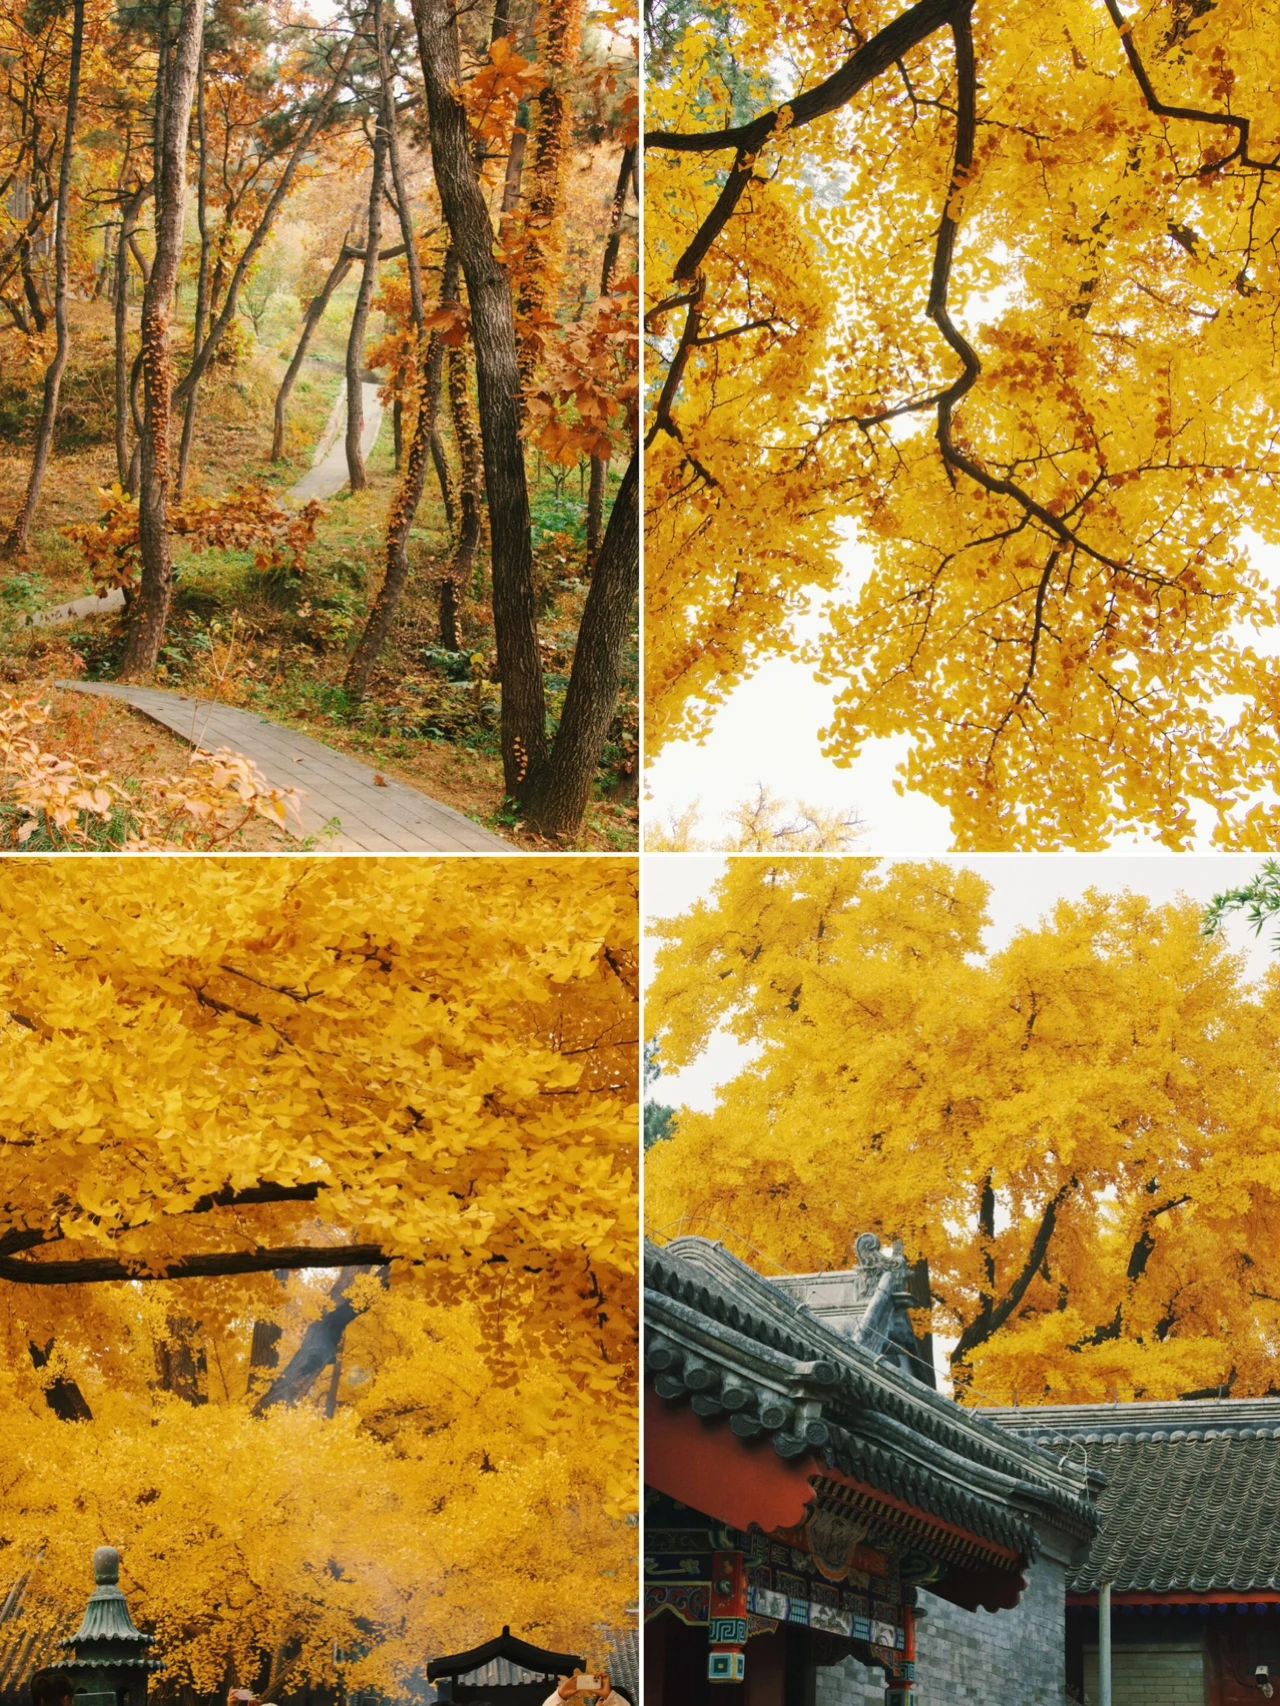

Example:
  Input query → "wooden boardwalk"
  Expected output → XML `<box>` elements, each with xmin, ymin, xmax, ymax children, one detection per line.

<box><xmin>58</xmin><ymin>681</ymin><xmax>512</xmax><ymax>853</ymax></box>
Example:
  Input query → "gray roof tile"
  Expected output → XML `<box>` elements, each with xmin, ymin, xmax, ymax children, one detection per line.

<box><xmin>647</xmin><ymin>1238</ymin><xmax>1099</xmax><ymax>1561</ymax></box>
<box><xmin>988</xmin><ymin>1399</ymin><xmax>1280</xmax><ymax>1593</ymax></box>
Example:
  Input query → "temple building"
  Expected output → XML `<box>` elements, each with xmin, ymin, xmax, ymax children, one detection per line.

<box><xmin>991</xmin><ymin>1400</ymin><xmax>1280</xmax><ymax>1705</ymax></box>
<box><xmin>644</xmin><ymin>1235</ymin><xmax>1101</xmax><ymax>1704</ymax></box>
<box><xmin>426</xmin><ymin>1629</ymin><xmax>585</xmax><ymax>1703</ymax></box>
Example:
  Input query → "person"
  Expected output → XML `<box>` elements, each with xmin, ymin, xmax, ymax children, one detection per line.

<box><xmin>29</xmin><ymin>1670</ymin><xmax>75</xmax><ymax>1706</ymax></box>
<box><xmin>544</xmin><ymin>1680</ymin><xmax>631</xmax><ymax>1704</ymax></box>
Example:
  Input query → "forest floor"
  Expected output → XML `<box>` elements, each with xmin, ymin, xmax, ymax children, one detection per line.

<box><xmin>0</xmin><ymin>294</ymin><xmax>638</xmax><ymax>851</ymax></box>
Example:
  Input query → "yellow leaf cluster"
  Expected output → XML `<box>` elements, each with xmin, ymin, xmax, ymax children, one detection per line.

<box><xmin>0</xmin><ymin>1288</ymin><xmax>633</xmax><ymax>1688</ymax></box>
<box><xmin>0</xmin><ymin>856</ymin><xmax>637</xmax><ymax>1423</ymax></box>
<box><xmin>645</xmin><ymin>0</ymin><xmax>1280</xmax><ymax>846</ymax></box>
<box><xmin>647</xmin><ymin>858</ymin><xmax>1280</xmax><ymax>1402</ymax></box>
<box><xmin>0</xmin><ymin>858</ymin><xmax>638</xmax><ymax>1684</ymax></box>
<box><xmin>66</xmin><ymin>485</ymin><xmax>323</xmax><ymax>594</ymax></box>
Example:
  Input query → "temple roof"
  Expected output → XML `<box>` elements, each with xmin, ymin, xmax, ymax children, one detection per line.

<box><xmin>987</xmin><ymin>1398</ymin><xmax>1280</xmax><ymax>1595</ymax></box>
<box><xmin>426</xmin><ymin>1627</ymin><xmax>584</xmax><ymax>1683</ymax></box>
<box><xmin>602</xmin><ymin>1620</ymin><xmax>637</xmax><ymax>1699</ymax></box>
<box><xmin>769</xmin><ymin>1233</ymin><xmax>935</xmax><ymax>1388</ymax></box>
<box><xmin>646</xmin><ymin>1237</ymin><xmax>1099</xmax><ymax>1567</ymax></box>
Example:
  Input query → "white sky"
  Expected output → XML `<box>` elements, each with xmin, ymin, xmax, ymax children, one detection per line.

<box><xmin>642</xmin><ymin>503</ymin><xmax>1280</xmax><ymax>859</ymax></box>
<box><xmin>642</xmin><ymin>853</ymin><xmax>1280</xmax><ymax>1112</ymax></box>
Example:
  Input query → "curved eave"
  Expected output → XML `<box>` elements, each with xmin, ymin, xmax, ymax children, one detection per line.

<box><xmin>646</xmin><ymin>1394</ymin><xmax>1032</xmax><ymax>1614</ymax></box>
<box><xmin>647</xmin><ymin>1286</ymin><xmax>1097</xmax><ymax>1551</ymax></box>
<box><xmin>426</xmin><ymin>1632</ymin><xmax>584</xmax><ymax>1682</ymax></box>
<box><xmin>646</xmin><ymin>1246</ymin><xmax>1096</xmax><ymax>1535</ymax></box>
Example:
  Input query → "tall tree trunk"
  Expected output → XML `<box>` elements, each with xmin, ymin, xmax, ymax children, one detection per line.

<box><xmin>586</xmin><ymin>142</ymin><xmax>635</xmax><ymax>563</ymax></box>
<box><xmin>172</xmin><ymin>36</ymin><xmax>359</xmax><ymax>410</ymax></box>
<box><xmin>29</xmin><ymin>1339</ymin><xmax>92</xmax><ymax>1422</ymax></box>
<box><xmin>345</xmin><ymin>128</ymin><xmax>388</xmax><ymax>492</ymax></box>
<box><xmin>113</xmin><ymin>185</ymin><xmax>148</xmax><ymax>487</ymax></box>
<box><xmin>175</xmin><ymin>67</ymin><xmax>210</xmax><ymax>501</ymax></box>
<box><xmin>155</xmin><ymin>1317</ymin><xmax>208</xmax><ymax>1404</ymax></box>
<box><xmin>438</xmin><ymin>318</ymin><xmax>481</xmax><ymax>649</ymax></box>
<box><xmin>345</xmin><ymin>0</ymin><xmax>443</xmax><ymax>700</ymax></box>
<box><xmin>251</xmin><ymin>1268</ymin><xmax>375</xmax><ymax>1415</ymax></box>
<box><xmin>498</xmin><ymin>101</ymin><xmax>530</xmax><ymax>232</ymax></box>
<box><xmin>127</xmin><ymin>229</ymin><xmax>151</xmax><ymax>284</ymax></box>
<box><xmin>2</xmin><ymin>0</ymin><xmax>85</xmax><ymax>558</ymax></box>
<box><xmin>491</xmin><ymin>0</ymin><xmax>529</xmax><ymax>221</ymax></box>
<box><xmin>518</xmin><ymin>449</ymin><xmax>637</xmax><ymax>835</ymax></box>
<box><xmin>430</xmin><ymin>423</ymin><xmax>455</xmax><ymax>529</ymax></box>
<box><xmin>249</xmin><ymin>1318</ymin><xmax>282</xmax><ymax>1375</ymax></box>
<box><xmin>271</xmin><ymin>248</ymin><xmax>355</xmax><ymax>461</ymax></box>
<box><xmin>120</xmin><ymin>0</ymin><xmax>205</xmax><ymax>678</ymax></box>
<box><xmin>344</xmin><ymin>262</ymin><xmax>451</xmax><ymax>698</ymax></box>
<box><xmin>512</xmin><ymin>0</ymin><xmax>583</xmax><ymax>394</ymax></box>
<box><xmin>412</xmin><ymin>0</ymin><xmax>547</xmax><ymax>792</ymax></box>
<box><xmin>14</xmin><ymin>136</ymin><xmax>51</xmax><ymax>335</ymax></box>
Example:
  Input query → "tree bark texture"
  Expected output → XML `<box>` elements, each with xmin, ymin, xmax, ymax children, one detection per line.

<box><xmin>439</xmin><ymin>319</ymin><xmax>482</xmax><ymax>650</ymax></box>
<box><xmin>518</xmin><ymin>449</ymin><xmax>637</xmax><ymax>835</ymax></box>
<box><xmin>113</xmin><ymin>184</ymin><xmax>149</xmax><ymax>486</ymax></box>
<box><xmin>2</xmin><ymin>0</ymin><xmax>85</xmax><ymax>558</ymax></box>
<box><xmin>175</xmin><ymin>67</ymin><xmax>210</xmax><ymax>500</ymax></box>
<box><xmin>412</xmin><ymin>0</ymin><xmax>547</xmax><ymax>792</ymax></box>
<box><xmin>513</xmin><ymin>0</ymin><xmax>583</xmax><ymax>394</ymax></box>
<box><xmin>121</xmin><ymin>0</ymin><xmax>205</xmax><ymax>678</ymax></box>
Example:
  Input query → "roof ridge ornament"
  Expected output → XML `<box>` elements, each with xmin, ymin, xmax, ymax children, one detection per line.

<box><xmin>854</xmin><ymin>1232</ymin><xmax>905</xmax><ymax>1275</ymax></box>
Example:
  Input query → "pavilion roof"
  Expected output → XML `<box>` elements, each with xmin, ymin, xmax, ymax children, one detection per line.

<box><xmin>426</xmin><ymin>1628</ymin><xmax>583</xmax><ymax>1685</ymax></box>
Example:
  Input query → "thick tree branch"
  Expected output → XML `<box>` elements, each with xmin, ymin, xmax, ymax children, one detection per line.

<box><xmin>1070</xmin><ymin>1189</ymin><xmax>1192</xmax><ymax>1349</ymax></box>
<box><xmin>0</xmin><ymin>1244</ymin><xmax>391</xmax><ymax>1286</ymax></box>
<box><xmin>29</xmin><ymin>1338</ymin><xmax>93</xmax><ymax>1421</ymax></box>
<box><xmin>954</xmin><ymin>1175</ymin><xmax>1076</xmax><ymax>1359</ymax></box>
<box><xmin>252</xmin><ymin>1265</ymin><xmax>385</xmax><ymax>1414</ymax></box>
<box><xmin>645</xmin><ymin>0</ymin><xmax>959</xmax><ymax>155</ymax></box>
<box><xmin>1102</xmin><ymin>0</ymin><xmax>1280</xmax><ymax>177</ymax></box>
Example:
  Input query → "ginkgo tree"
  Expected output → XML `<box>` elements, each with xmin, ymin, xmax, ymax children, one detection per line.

<box><xmin>0</xmin><ymin>857</ymin><xmax>638</xmax><ymax>1687</ymax></box>
<box><xmin>645</xmin><ymin>0</ymin><xmax>1280</xmax><ymax>850</ymax></box>
<box><xmin>646</xmin><ymin>857</ymin><xmax>1280</xmax><ymax>1403</ymax></box>
<box><xmin>3</xmin><ymin>1285</ymin><xmax>634</xmax><ymax>1689</ymax></box>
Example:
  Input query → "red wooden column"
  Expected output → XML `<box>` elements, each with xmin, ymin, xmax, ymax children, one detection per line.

<box><xmin>708</xmin><ymin>1548</ymin><xmax>748</xmax><ymax>1683</ymax></box>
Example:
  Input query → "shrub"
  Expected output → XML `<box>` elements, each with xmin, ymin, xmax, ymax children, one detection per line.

<box><xmin>0</xmin><ymin>693</ymin><xmax>301</xmax><ymax>850</ymax></box>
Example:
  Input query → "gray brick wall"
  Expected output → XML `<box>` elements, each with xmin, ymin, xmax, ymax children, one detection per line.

<box><xmin>1081</xmin><ymin>1642</ymin><xmax>1206</xmax><ymax>1706</ymax></box>
<box><xmin>813</xmin><ymin>1556</ymin><xmax>1071</xmax><ymax>1706</ymax></box>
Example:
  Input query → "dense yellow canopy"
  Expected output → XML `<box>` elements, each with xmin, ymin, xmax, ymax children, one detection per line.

<box><xmin>0</xmin><ymin>857</ymin><xmax>638</xmax><ymax>1689</ymax></box>
<box><xmin>647</xmin><ymin>858</ymin><xmax>1280</xmax><ymax>1401</ymax></box>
